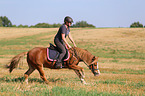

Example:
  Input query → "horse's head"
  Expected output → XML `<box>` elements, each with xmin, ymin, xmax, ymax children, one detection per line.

<box><xmin>71</xmin><ymin>47</ymin><xmax>100</xmax><ymax>76</ymax></box>
<box><xmin>89</xmin><ymin>56</ymin><xmax>100</xmax><ymax>76</ymax></box>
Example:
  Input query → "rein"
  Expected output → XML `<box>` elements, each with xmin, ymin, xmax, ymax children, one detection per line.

<box><xmin>71</xmin><ymin>47</ymin><xmax>87</xmax><ymax>66</ymax></box>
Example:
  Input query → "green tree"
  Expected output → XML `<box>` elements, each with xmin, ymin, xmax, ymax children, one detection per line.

<box><xmin>12</xmin><ymin>25</ymin><xmax>17</xmax><ymax>27</ymax></box>
<box><xmin>0</xmin><ymin>16</ymin><xmax>12</xmax><ymax>27</ymax></box>
<box><xmin>72</xmin><ymin>21</ymin><xmax>95</xmax><ymax>28</ymax></box>
<box><xmin>33</xmin><ymin>23</ymin><xmax>61</xmax><ymax>28</ymax></box>
<box><xmin>52</xmin><ymin>23</ymin><xmax>61</xmax><ymax>28</ymax></box>
<box><xmin>130</xmin><ymin>21</ymin><xmax>143</xmax><ymax>28</ymax></box>
<box><xmin>18</xmin><ymin>24</ymin><xmax>23</xmax><ymax>28</ymax></box>
<box><xmin>0</xmin><ymin>18</ymin><xmax>3</xmax><ymax>27</ymax></box>
<box><xmin>34</xmin><ymin>23</ymin><xmax>51</xmax><ymax>28</ymax></box>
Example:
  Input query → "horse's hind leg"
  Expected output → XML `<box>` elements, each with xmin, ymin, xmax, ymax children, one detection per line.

<box><xmin>24</xmin><ymin>63</ymin><xmax>35</xmax><ymax>84</ymax></box>
<box><xmin>37</xmin><ymin>66</ymin><xmax>49</xmax><ymax>84</ymax></box>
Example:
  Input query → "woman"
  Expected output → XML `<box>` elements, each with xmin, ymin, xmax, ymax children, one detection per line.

<box><xmin>54</xmin><ymin>16</ymin><xmax>77</xmax><ymax>68</ymax></box>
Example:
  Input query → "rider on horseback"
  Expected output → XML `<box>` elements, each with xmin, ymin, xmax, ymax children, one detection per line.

<box><xmin>54</xmin><ymin>16</ymin><xmax>77</xmax><ymax>68</ymax></box>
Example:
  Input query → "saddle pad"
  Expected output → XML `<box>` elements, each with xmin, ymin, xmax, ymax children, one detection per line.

<box><xmin>47</xmin><ymin>48</ymin><xmax>70</xmax><ymax>61</ymax></box>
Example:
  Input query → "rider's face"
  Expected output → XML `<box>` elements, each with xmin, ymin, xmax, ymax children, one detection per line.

<box><xmin>66</xmin><ymin>22</ymin><xmax>72</xmax><ymax>27</ymax></box>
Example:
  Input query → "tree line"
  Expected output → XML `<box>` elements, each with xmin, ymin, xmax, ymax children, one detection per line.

<box><xmin>0</xmin><ymin>16</ymin><xmax>95</xmax><ymax>28</ymax></box>
<box><xmin>1</xmin><ymin>16</ymin><xmax>145</xmax><ymax>28</ymax></box>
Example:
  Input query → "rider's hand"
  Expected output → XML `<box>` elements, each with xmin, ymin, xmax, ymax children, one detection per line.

<box><xmin>68</xmin><ymin>45</ymin><xmax>71</xmax><ymax>48</ymax></box>
<box><xmin>74</xmin><ymin>43</ymin><xmax>77</xmax><ymax>47</ymax></box>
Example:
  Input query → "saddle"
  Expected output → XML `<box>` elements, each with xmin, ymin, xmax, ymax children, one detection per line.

<box><xmin>47</xmin><ymin>43</ymin><xmax>70</xmax><ymax>62</ymax></box>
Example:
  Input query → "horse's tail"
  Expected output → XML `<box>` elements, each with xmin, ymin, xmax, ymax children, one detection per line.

<box><xmin>6</xmin><ymin>52</ymin><xmax>28</xmax><ymax>73</ymax></box>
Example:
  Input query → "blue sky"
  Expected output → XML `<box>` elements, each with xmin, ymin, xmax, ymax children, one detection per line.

<box><xmin>0</xmin><ymin>0</ymin><xmax>145</xmax><ymax>27</ymax></box>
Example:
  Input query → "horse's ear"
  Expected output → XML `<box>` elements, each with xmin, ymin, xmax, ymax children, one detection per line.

<box><xmin>90</xmin><ymin>56</ymin><xmax>99</xmax><ymax>65</ymax></box>
<box><xmin>93</xmin><ymin>56</ymin><xmax>99</xmax><ymax>60</ymax></box>
<box><xmin>92</xmin><ymin>56</ymin><xmax>95</xmax><ymax>60</ymax></box>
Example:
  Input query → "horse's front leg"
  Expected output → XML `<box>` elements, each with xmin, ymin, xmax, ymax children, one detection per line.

<box><xmin>74</xmin><ymin>68</ymin><xmax>85</xmax><ymax>79</ymax></box>
<box><xmin>69</xmin><ymin>64</ymin><xmax>86</xmax><ymax>84</ymax></box>
<box><xmin>74</xmin><ymin>69</ymin><xmax>86</xmax><ymax>85</ymax></box>
<box><xmin>81</xmin><ymin>69</ymin><xmax>85</xmax><ymax>78</ymax></box>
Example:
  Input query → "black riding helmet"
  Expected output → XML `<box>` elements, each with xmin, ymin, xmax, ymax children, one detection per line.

<box><xmin>64</xmin><ymin>16</ymin><xmax>73</xmax><ymax>23</ymax></box>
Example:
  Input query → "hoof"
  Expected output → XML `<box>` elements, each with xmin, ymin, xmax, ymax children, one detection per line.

<box><xmin>94</xmin><ymin>73</ymin><xmax>100</xmax><ymax>76</ymax></box>
<box><xmin>45</xmin><ymin>81</ymin><xmax>49</xmax><ymax>84</ymax></box>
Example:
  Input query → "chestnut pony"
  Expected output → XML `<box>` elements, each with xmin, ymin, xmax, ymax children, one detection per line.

<box><xmin>7</xmin><ymin>47</ymin><xmax>100</xmax><ymax>84</ymax></box>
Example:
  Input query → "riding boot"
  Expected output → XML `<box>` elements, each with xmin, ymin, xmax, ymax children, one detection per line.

<box><xmin>55</xmin><ymin>61</ymin><xmax>62</xmax><ymax>69</ymax></box>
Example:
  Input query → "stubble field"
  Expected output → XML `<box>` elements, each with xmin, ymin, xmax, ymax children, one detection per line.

<box><xmin>0</xmin><ymin>27</ymin><xmax>145</xmax><ymax>96</ymax></box>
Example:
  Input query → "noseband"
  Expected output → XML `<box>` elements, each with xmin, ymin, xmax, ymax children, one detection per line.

<box><xmin>89</xmin><ymin>62</ymin><xmax>99</xmax><ymax>72</ymax></box>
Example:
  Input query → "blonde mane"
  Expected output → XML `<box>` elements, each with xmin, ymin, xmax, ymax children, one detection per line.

<box><xmin>72</xmin><ymin>47</ymin><xmax>95</xmax><ymax>64</ymax></box>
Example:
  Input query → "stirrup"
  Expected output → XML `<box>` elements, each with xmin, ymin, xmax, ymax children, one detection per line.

<box><xmin>55</xmin><ymin>62</ymin><xmax>62</xmax><ymax>69</ymax></box>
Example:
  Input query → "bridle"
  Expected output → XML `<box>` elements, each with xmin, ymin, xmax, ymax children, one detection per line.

<box><xmin>89</xmin><ymin>62</ymin><xmax>99</xmax><ymax>73</ymax></box>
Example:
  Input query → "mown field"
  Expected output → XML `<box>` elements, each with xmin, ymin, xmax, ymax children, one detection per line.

<box><xmin>0</xmin><ymin>27</ymin><xmax>145</xmax><ymax>96</ymax></box>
